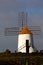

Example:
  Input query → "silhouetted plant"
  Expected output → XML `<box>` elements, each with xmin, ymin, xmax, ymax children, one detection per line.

<box><xmin>5</xmin><ymin>49</ymin><xmax>11</xmax><ymax>54</ymax></box>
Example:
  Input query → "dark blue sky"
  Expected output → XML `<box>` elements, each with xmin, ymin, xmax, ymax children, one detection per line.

<box><xmin>0</xmin><ymin>0</ymin><xmax>43</xmax><ymax>52</ymax></box>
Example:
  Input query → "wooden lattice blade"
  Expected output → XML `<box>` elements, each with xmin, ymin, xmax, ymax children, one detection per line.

<box><xmin>28</xmin><ymin>26</ymin><xmax>41</xmax><ymax>35</ymax></box>
<box><xmin>5</xmin><ymin>27</ymin><xmax>19</xmax><ymax>36</ymax></box>
<box><xmin>4</xmin><ymin>26</ymin><xmax>41</xmax><ymax>36</ymax></box>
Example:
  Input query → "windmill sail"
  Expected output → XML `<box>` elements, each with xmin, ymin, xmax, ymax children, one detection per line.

<box><xmin>5</xmin><ymin>27</ymin><xmax>19</xmax><ymax>36</ymax></box>
<box><xmin>18</xmin><ymin>12</ymin><xmax>27</xmax><ymax>29</ymax></box>
<box><xmin>5</xmin><ymin>26</ymin><xmax>41</xmax><ymax>36</ymax></box>
<box><xmin>4</xmin><ymin>12</ymin><xmax>41</xmax><ymax>36</ymax></box>
<box><xmin>28</xmin><ymin>26</ymin><xmax>41</xmax><ymax>35</ymax></box>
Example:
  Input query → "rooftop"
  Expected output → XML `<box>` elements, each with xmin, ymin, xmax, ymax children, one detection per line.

<box><xmin>19</xmin><ymin>28</ymin><xmax>32</xmax><ymax>34</ymax></box>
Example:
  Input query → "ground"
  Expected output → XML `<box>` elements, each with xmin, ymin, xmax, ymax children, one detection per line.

<box><xmin>0</xmin><ymin>52</ymin><xmax>43</xmax><ymax>65</ymax></box>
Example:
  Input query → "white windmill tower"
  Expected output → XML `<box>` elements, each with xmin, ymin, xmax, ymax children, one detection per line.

<box><xmin>5</xmin><ymin>12</ymin><xmax>41</xmax><ymax>53</ymax></box>
<box><xmin>18</xmin><ymin>27</ymin><xmax>35</xmax><ymax>53</ymax></box>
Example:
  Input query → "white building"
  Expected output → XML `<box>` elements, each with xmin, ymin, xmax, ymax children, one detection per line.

<box><xmin>18</xmin><ymin>28</ymin><xmax>35</xmax><ymax>53</ymax></box>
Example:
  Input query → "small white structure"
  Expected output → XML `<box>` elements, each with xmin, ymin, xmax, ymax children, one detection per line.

<box><xmin>18</xmin><ymin>28</ymin><xmax>34</xmax><ymax>53</ymax></box>
<box><xmin>29</xmin><ymin>47</ymin><xmax>34</xmax><ymax>53</ymax></box>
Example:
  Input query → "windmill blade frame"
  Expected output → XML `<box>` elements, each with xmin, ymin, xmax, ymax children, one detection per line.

<box><xmin>28</xmin><ymin>26</ymin><xmax>41</xmax><ymax>35</ymax></box>
<box><xmin>4</xmin><ymin>26</ymin><xmax>41</xmax><ymax>36</ymax></box>
<box><xmin>5</xmin><ymin>27</ymin><xmax>19</xmax><ymax>36</ymax></box>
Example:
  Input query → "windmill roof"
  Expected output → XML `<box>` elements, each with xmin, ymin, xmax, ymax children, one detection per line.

<box><xmin>19</xmin><ymin>28</ymin><xmax>32</xmax><ymax>34</ymax></box>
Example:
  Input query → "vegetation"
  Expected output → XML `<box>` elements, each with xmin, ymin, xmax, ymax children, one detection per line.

<box><xmin>4</xmin><ymin>49</ymin><xmax>11</xmax><ymax>54</ymax></box>
<box><xmin>0</xmin><ymin>50</ymin><xmax>42</xmax><ymax>64</ymax></box>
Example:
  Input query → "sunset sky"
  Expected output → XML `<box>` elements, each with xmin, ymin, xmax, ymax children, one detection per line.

<box><xmin>0</xmin><ymin>0</ymin><xmax>43</xmax><ymax>52</ymax></box>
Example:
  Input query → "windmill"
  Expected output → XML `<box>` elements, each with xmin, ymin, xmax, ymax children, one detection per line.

<box><xmin>5</xmin><ymin>12</ymin><xmax>41</xmax><ymax>53</ymax></box>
